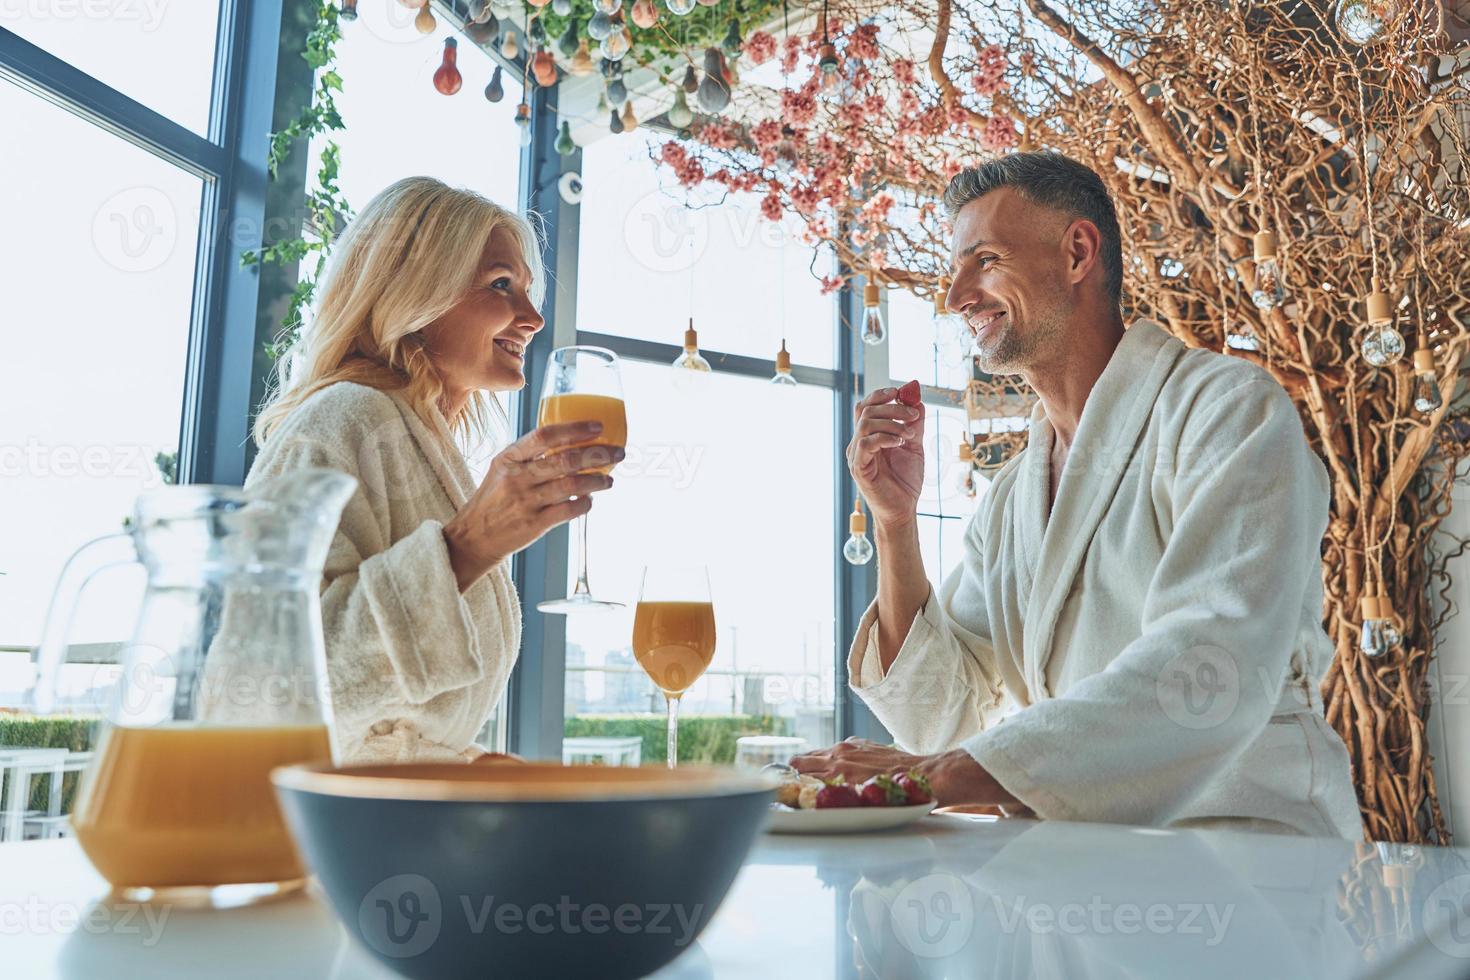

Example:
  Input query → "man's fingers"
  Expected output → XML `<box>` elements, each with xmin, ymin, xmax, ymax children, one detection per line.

<box><xmin>861</xmin><ymin>404</ymin><xmax>923</xmax><ymax>422</ymax></box>
<box><xmin>857</xmin><ymin>434</ymin><xmax>904</xmax><ymax>454</ymax></box>
<box><xmin>509</xmin><ymin>421</ymin><xmax>604</xmax><ymax>460</ymax></box>
<box><xmin>856</xmin><ymin>418</ymin><xmax>912</xmax><ymax>440</ymax></box>
<box><xmin>853</xmin><ymin>387</ymin><xmax>900</xmax><ymax>421</ymax></box>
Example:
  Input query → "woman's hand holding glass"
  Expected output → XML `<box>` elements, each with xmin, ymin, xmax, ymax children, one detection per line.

<box><xmin>443</xmin><ymin>422</ymin><xmax>623</xmax><ymax>592</ymax></box>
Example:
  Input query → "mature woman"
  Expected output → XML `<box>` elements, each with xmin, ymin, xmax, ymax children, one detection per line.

<box><xmin>248</xmin><ymin>176</ymin><xmax>617</xmax><ymax>763</ymax></box>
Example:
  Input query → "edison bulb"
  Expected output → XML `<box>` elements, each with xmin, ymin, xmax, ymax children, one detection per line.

<box><xmin>1335</xmin><ymin>0</ymin><xmax>1393</xmax><ymax>46</ymax></box>
<box><xmin>1360</xmin><ymin>326</ymin><xmax>1404</xmax><ymax>367</ymax></box>
<box><xmin>668</xmin><ymin>0</ymin><xmax>697</xmax><ymax>14</ymax></box>
<box><xmin>843</xmin><ymin>532</ymin><xmax>874</xmax><ymax>565</ymax></box>
<box><xmin>861</xmin><ymin>305</ymin><xmax>886</xmax><ymax>345</ymax></box>
<box><xmin>1413</xmin><ymin>351</ymin><xmax>1442</xmax><ymax>413</ymax></box>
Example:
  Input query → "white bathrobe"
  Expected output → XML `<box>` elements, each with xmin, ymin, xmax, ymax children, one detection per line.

<box><xmin>243</xmin><ymin>382</ymin><xmax>521</xmax><ymax>764</ymax></box>
<box><xmin>851</xmin><ymin>320</ymin><xmax>1361</xmax><ymax>838</ymax></box>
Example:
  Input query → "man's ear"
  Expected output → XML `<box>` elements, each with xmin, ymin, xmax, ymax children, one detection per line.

<box><xmin>1062</xmin><ymin>218</ymin><xmax>1104</xmax><ymax>288</ymax></box>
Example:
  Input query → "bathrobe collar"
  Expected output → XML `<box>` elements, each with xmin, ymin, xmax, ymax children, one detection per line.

<box><xmin>1020</xmin><ymin>319</ymin><xmax>1186</xmax><ymax>696</ymax></box>
<box><xmin>383</xmin><ymin>390</ymin><xmax>477</xmax><ymax>511</ymax></box>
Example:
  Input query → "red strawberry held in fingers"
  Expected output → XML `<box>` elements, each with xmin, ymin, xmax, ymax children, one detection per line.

<box><xmin>857</xmin><ymin>773</ymin><xmax>908</xmax><ymax>807</ymax></box>
<box><xmin>816</xmin><ymin>780</ymin><xmax>861</xmax><ymax>809</ymax></box>
<box><xmin>894</xmin><ymin>771</ymin><xmax>933</xmax><ymax>805</ymax></box>
<box><xmin>897</xmin><ymin>379</ymin><xmax>922</xmax><ymax>407</ymax></box>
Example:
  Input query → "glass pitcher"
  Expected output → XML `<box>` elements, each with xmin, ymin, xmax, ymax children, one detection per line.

<box><xmin>31</xmin><ymin>468</ymin><xmax>356</xmax><ymax>906</ymax></box>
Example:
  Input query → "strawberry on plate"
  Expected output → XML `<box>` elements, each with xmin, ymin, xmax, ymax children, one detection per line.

<box><xmin>894</xmin><ymin>771</ymin><xmax>933</xmax><ymax>806</ymax></box>
<box><xmin>815</xmin><ymin>781</ymin><xmax>861</xmax><ymax>809</ymax></box>
<box><xmin>857</xmin><ymin>773</ymin><xmax>908</xmax><ymax>807</ymax></box>
<box><xmin>896</xmin><ymin>379</ymin><xmax>922</xmax><ymax>407</ymax></box>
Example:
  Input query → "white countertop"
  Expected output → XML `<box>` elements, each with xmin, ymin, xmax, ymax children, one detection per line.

<box><xmin>5</xmin><ymin>815</ymin><xmax>1469</xmax><ymax>979</ymax></box>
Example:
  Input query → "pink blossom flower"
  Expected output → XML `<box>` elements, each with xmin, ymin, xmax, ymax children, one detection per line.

<box><xmin>751</xmin><ymin>119</ymin><xmax>783</xmax><ymax>150</ymax></box>
<box><xmin>904</xmin><ymin>157</ymin><xmax>924</xmax><ymax>183</ymax></box>
<box><xmin>781</xmin><ymin>89</ymin><xmax>817</xmax><ymax>126</ymax></box>
<box><xmin>698</xmin><ymin>120</ymin><xmax>738</xmax><ymax>150</ymax></box>
<box><xmin>847</xmin><ymin>23</ymin><xmax>880</xmax><ymax>61</ymax></box>
<box><xmin>709</xmin><ymin>168</ymin><xmax>732</xmax><ymax>185</ymax></box>
<box><xmin>790</xmin><ymin>183</ymin><xmax>820</xmax><ymax>214</ymax></box>
<box><xmin>761</xmin><ymin>191</ymin><xmax>783</xmax><ymax>222</ymax></box>
<box><xmin>759</xmin><ymin>148</ymin><xmax>778</xmax><ymax>168</ymax></box>
<box><xmin>898</xmin><ymin>90</ymin><xmax>920</xmax><ymax>116</ymax></box>
<box><xmin>743</xmin><ymin>30</ymin><xmax>777</xmax><ymax>66</ymax></box>
<box><xmin>678</xmin><ymin>156</ymin><xmax>705</xmax><ymax>186</ymax></box>
<box><xmin>947</xmin><ymin>101</ymin><xmax>972</xmax><ymax>128</ymax></box>
<box><xmin>972</xmin><ymin>44</ymin><xmax>1008</xmax><ymax>97</ymax></box>
<box><xmin>942</xmin><ymin>157</ymin><xmax>964</xmax><ymax>178</ymax></box>
<box><xmin>819</xmin><ymin>275</ymin><xmax>843</xmax><ymax>295</ymax></box>
<box><xmin>863</xmin><ymin>93</ymin><xmax>885</xmax><ymax>116</ymax></box>
<box><xmin>892</xmin><ymin>58</ymin><xmax>916</xmax><ymax>85</ymax></box>
<box><xmin>782</xmin><ymin>35</ymin><xmax>803</xmax><ymax>74</ymax></box>
<box><xmin>980</xmin><ymin>114</ymin><xmax>1018</xmax><ymax>151</ymax></box>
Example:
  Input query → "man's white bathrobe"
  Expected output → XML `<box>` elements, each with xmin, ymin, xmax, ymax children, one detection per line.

<box><xmin>851</xmin><ymin>320</ymin><xmax>1361</xmax><ymax>838</ymax></box>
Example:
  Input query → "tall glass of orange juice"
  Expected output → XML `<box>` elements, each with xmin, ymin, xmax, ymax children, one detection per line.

<box><xmin>31</xmin><ymin>470</ymin><xmax>356</xmax><ymax>907</ymax></box>
<box><xmin>536</xmin><ymin>345</ymin><xmax>627</xmax><ymax>614</ymax></box>
<box><xmin>633</xmin><ymin>566</ymin><xmax>716</xmax><ymax>769</ymax></box>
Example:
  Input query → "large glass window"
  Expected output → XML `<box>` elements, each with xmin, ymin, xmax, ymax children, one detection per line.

<box><xmin>563</xmin><ymin>361</ymin><xmax>838</xmax><ymax>762</ymax></box>
<box><xmin>2</xmin><ymin>1</ymin><xmax>222</xmax><ymax>135</ymax></box>
<box><xmin>576</xmin><ymin>130</ymin><xmax>836</xmax><ymax>368</ymax></box>
<box><xmin>0</xmin><ymin>83</ymin><xmax>202</xmax><ymax>692</ymax></box>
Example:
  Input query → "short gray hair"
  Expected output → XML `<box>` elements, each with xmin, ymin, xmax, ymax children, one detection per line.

<box><xmin>943</xmin><ymin>152</ymin><xmax>1123</xmax><ymax>306</ymax></box>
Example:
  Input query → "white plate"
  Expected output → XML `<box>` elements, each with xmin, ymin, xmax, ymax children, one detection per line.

<box><xmin>765</xmin><ymin>801</ymin><xmax>936</xmax><ymax>834</ymax></box>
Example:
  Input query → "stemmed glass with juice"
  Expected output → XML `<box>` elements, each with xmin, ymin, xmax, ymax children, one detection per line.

<box><xmin>632</xmin><ymin>566</ymin><xmax>716</xmax><ymax>768</ymax></box>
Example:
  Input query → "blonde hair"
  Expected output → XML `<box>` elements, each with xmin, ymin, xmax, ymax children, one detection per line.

<box><xmin>254</xmin><ymin>176</ymin><xmax>545</xmax><ymax>448</ymax></box>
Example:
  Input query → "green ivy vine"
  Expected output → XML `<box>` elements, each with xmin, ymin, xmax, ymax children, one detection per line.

<box><xmin>240</xmin><ymin>0</ymin><xmax>353</xmax><ymax>359</ymax></box>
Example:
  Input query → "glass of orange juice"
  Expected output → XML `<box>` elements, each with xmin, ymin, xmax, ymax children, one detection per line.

<box><xmin>536</xmin><ymin>346</ymin><xmax>628</xmax><ymax>613</ymax></box>
<box><xmin>633</xmin><ymin>566</ymin><xmax>716</xmax><ymax>769</ymax></box>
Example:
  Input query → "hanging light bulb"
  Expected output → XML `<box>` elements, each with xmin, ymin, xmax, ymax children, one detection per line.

<box><xmin>1250</xmin><ymin>229</ymin><xmax>1286</xmax><ymax>311</ymax></box>
<box><xmin>571</xmin><ymin>39</ymin><xmax>595</xmax><ymax>75</ymax></box>
<box><xmin>667</xmin><ymin>87</ymin><xmax>694</xmax><ymax>129</ymax></box>
<box><xmin>771</xmin><ymin>340</ymin><xmax>797</xmax><ymax>387</ymax></box>
<box><xmin>500</xmin><ymin>28</ymin><xmax>519</xmax><ymax>59</ymax></box>
<box><xmin>514</xmin><ymin>102</ymin><xmax>533</xmax><ymax>146</ymax></box>
<box><xmin>433</xmin><ymin>38</ymin><xmax>463</xmax><ymax>95</ymax></box>
<box><xmin>414</xmin><ymin>1</ymin><xmax>437</xmax><ymax>34</ymax></box>
<box><xmin>601</xmin><ymin>22</ymin><xmax>631</xmax><ymax>61</ymax></box>
<box><xmin>528</xmin><ymin>14</ymin><xmax>549</xmax><ymax>46</ymax></box>
<box><xmin>843</xmin><ymin>498</ymin><xmax>875</xmax><ymax>565</ymax></box>
<box><xmin>553</xmin><ymin>0</ymin><xmax>572</xmax><ymax>13</ymax></box>
<box><xmin>668</xmin><ymin>0</ymin><xmax>697</xmax><ymax>15</ymax></box>
<box><xmin>861</xmin><ymin>280</ymin><xmax>886</xmax><ymax>345</ymax></box>
<box><xmin>588</xmin><ymin>9</ymin><xmax>613</xmax><ymax>39</ymax></box>
<box><xmin>818</xmin><ymin>41</ymin><xmax>841</xmax><ymax>90</ymax></box>
<box><xmin>1360</xmin><ymin>276</ymin><xmax>1405</xmax><ymax>367</ymax></box>
<box><xmin>466</xmin><ymin>12</ymin><xmax>500</xmax><ymax>45</ymax></box>
<box><xmin>631</xmin><ymin>0</ymin><xmax>659</xmax><ymax>28</ymax></box>
<box><xmin>339</xmin><ymin>0</ymin><xmax>358</xmax><ymax>21</ymax></box>
<box><xmin>672</xmin><ymin>318</ymin><xmax>713</xmax><ymax>387</ymax></box>
<box><xmin>721</xmin><ymin>18</ymin><xmax>743</xmax><ymax>57</ymax></box>
<box><xmin>484</xmin><ymin>64</ymin><xmax>505</xmax><ymax>102</ymax></box>
<box><xmin>680</xmin><ymin>63</ymin><xmax>699</xmax><ymax>93</ymax></box>
<box><xmin>1334</xmin><ymin>0</ymin><xmax>1397</xmax><ymax>46</ymax></box>
<box><xmin>1359</xmin><ymin>595</ymin><xmax>1387</xmax><ymax>657</ymax></box>
<box><xmin>555</xmin><ymin>120</ymin><xmax>577</xmax><ymax>156</ymax></box>
<box><xmin>621</xmin><ymin>101</ymin><xmax>638</xmax><ymax>132</ymax></box>
<box><xmin>608</xmin><ymin>107</ymin><xmax>624</xmax><ymax>134</ymax></box>
<box><xmin>1380</xmin><ymin>595</ymin><xmax>1402</xmax><ymax>649</ymax></box>
<box><xmin>697</xmin><ymin>47</ymin><xmax>731</xmax><ymax>113</ymax></box>
<box><xmin>532</xmin><ymin>48</ymin><xmax>558</xmax><ymax>87</ymax></box>
<box><xmin>594</xmin><ymin>0</ymin><xmax>622</xmax><ymax>13</ymax></box>
<box><xmin>1413</xmin><ymin>339</ymin><xmax>1442</xmax><ymax>414</ymax></box>
<box><xmin>607</xmin><ymin>74</ymin><xmax>628</xmax><ymax>106</ymax></box>
<box><xmin>557</xmin><ymin>17</ymin><xmax>581</xmax><ymax>57</ymax></box>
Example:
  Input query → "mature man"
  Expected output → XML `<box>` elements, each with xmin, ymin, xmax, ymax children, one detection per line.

<box><xmin>794</xmin><ymin>153</ymin><xmax>1360</xmax><ymax>837</ymax></box>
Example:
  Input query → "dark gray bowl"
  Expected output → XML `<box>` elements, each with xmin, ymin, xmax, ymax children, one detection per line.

<box><xmin>273</xmin><ymin>762</ymin><xmax>774</xmax><ymax>980</ymax></box>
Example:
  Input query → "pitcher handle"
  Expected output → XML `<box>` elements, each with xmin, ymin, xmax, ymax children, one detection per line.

<box><xmin>31</xmin><ymin>531</ymin><xmax>140</xmax><ymax>715</ymax></box>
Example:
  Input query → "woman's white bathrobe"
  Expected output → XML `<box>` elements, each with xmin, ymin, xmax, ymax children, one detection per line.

<box><xmin>851</xmin><ymin>320</ymin><xmax>1361</xmax><ymax>837</ymax></box>
<box><xmin>246</xmin><ymin>382</ymin><xmax>521</xmax><ymax>764</ymax></box>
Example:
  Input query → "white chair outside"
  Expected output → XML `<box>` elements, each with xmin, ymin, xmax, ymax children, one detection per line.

<box><xmin>562</xmin><ymin>736</ymin><xmax>643</xmax><ymax>767</ymax></box>
<box><xmin>734</xmin><ymin>735</ymin><xmax>807</xmax><ymax>771</ymax></box>
<box><xmin>0</xmin><ymin>748</ymin><xmax>67</xmax><ymax>843</ymax></box>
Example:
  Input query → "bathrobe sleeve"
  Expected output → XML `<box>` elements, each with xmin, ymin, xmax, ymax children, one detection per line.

<box><xmin>961</xmin><ymin>379</ymin><xmax>1326</xmax><ymax>825</ymax></box>
<box><xmin>846</xmin><ymin>513</ymin><xmax>1008</xmax><ymax>752</ymax></box>
<box><xmin>249</xmin><ymin>430</ymin><xmax>489</xmax><ymax>709</ymax></box>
